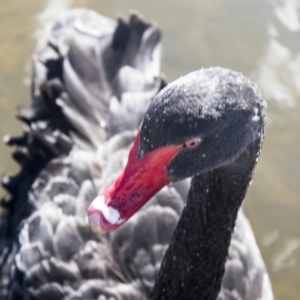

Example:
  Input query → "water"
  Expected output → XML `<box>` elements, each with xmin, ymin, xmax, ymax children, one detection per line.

<box><xmin>0</xmin><ymin>0</ymin><xmax>300</xmax><ymax>299</ymax></box>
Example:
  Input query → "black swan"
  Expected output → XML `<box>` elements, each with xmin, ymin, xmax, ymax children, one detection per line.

<box><xmin>0</xmin><ymin>8</ymin><xmax>273</xmax><ymax>300</ymax></box>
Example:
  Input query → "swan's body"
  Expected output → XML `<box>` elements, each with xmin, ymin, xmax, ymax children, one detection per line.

<box><xmin>0</xmin><ymin>9</ymin><xmax>273</xmax><ymax>300</ymax></box>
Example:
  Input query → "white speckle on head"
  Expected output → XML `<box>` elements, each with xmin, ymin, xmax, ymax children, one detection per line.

<box><xmin>252</xmin><ymin>115</ymin><xmax>260</xmax><ymax>122</ymax></box>
<box><xmin>252</xmin><ymin>106</ymin><xmax>260</xmax><ymax>122</ymax></box>
<box><xmin>252</xmin><ymin>107</ymin><xmax>260</xmax><ymax>122</ymax></box>
<box><xmin>92</xmin><ymin>195</ymin><xmax>122</xmax><ymax>225</ymax></box>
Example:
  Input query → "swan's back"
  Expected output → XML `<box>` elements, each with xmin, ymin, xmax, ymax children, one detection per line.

<box><xmin>0</xmin><ymin>9</ymin><xmax>167</xmax><ymax>299</ymax></box>
<box><xmin>0</xmin><ymin>9</ymin><xmax>273</xmax><ymax>300</ymax></box>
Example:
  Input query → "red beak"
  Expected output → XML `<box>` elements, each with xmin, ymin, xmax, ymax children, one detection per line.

<box><xmin>87</xmin><ymin>129</ymin><xmax>181</xmax><ymax>233</ymax></box>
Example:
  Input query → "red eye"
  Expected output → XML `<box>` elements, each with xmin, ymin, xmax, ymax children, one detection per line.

<box><xmin>182</xmin><ymin>138</ymin><xmax>201</xmax><ymax>149</ymax></box>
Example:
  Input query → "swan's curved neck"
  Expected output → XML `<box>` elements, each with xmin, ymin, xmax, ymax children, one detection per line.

<box><xmin>150</xmin><ymin>139</ymin><xmax>260</xmax><ymax>300</ymax></box>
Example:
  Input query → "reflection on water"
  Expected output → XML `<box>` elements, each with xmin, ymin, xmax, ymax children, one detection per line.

<box><xmin>263</xmin><ymin>229</ymin><xmax>279</xmax><ymax>247</ymax></box>
<box><xmin>274</xmin><ymin>0</ymin><xmax>300</xmax><ymax>32</ymax></box>
<box><xmin>273</xmin><ymin>239</ymin><xmax>300</xmax><ymax>272</ymax></box>
<box><xmin>255</xmin><ymin>0</ymin><xmax>300</xmax><ymax>108</ymax></box>
<box><xmin>0</xmin><ymin>0</ymin><xmax>299</xmax><ymax>299</ymax></box>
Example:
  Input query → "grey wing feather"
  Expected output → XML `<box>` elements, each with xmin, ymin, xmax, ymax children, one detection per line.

<box><xmin>0</xmin><ymin>9</ymin><xmax>163</xmax><ymax>300</ymax></box>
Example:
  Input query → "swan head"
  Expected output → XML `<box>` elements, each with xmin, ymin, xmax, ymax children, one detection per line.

<box><xmin>88</xmin><ymin>67</ymin><xmax>266</xmax><ymax>233</ymax></box>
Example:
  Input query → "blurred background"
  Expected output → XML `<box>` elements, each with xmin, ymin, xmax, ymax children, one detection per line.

<box><xmin>0</xmin><ymin>0</ymin><xmax>299</xmax><ymax>299</ymax></box>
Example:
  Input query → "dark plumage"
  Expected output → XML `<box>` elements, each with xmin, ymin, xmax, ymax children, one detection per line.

<box><xmin>138</xmin><ymin>69</ymin><xmax>266</xmax><ymax>299</ymax></box>
<box><xmin>0</xmin><ymin>8</ymin><xmax>273</xmax><ymax>300</ymax></box>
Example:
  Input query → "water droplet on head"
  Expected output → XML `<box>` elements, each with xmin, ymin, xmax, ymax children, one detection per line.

<box><xmin>198</xmin><ymin>105</ymin><xmax>202</xmax><ymax>114</ymax></box>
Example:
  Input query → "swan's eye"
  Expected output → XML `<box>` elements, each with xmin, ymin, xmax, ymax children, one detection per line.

<box><xmin>182</xmin><ymin>138</ymin><xmax>201</xmax><ymax>149</ymax></box>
